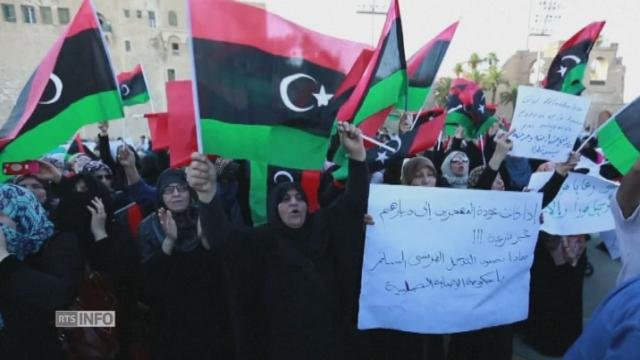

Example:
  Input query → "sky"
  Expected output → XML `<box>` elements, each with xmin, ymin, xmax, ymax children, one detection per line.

<box><xmin>264</xmin><ymin>0</ymin><xmax>638</xmax><ymax>102</ymax></box>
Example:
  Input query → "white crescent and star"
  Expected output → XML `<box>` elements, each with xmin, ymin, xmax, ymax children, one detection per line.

<box><xmin>557</xmin><ymin>55</ymin><xmax>581</xmax><ymax>78</ymax></box>
<box><xmin>39</xmin><ymin>73</ymin><xmax>63</xmax><ymax>105</ymax></box>
<box><xmin>273</xmin><ymin>170</ymin><xmax>294</xmax><ymax>183</ymax></box>
<box><xmin>279</xmin><ymin>73</ymin><xmax>334</xmax><ymax>113</ymax></box>
<box><xmin>375</xmin><ymin>134</ymin><xmax>402</xmax><ymax>164</ymax></box>
<box><xmin>120</xmin><ymin>84</ymin><xmax>131</xmax><ymax>97</ymax></box>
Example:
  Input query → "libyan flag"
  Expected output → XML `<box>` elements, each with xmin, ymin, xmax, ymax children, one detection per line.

<box><xmin>249</xmin><ymin>162</ymin><xmax>321</xmax><ymax>226</ymax></box>
<box><xmin>445</xmin><ymin>78</ymin><xmax>496</xmax><ymax>139</ymax></box>
<box><xmin>542</xmin><ymin>21</ymin><xmax>605</xmax><ymax>95</ymax></box>
<box><xmin>189</xmin><ymin>0</ymin><xmax>369</xmax><ymax>170</ymax></box>
<box><xmin>398</xmin><ymin>21</ymin><xmax>458</xmax><ymax>112</ymax></box>
<box><xmin>336</xmin><ymin>0</ymin><xmax>407</xmax><ymax>138</ymax></box>
<box><xmin>598</xmin><ymin>97</ymin><xmax>640</xmax><ymax>175</ymax></box>
<box><xmin>0</xmin><ymin>0</ymin><xmax>122</xmax><ymax>178</ymax></box>
<box><xmin>366</xmin><ymin>108</ymin><xmax>445</xmax><ymax>173</ymax></box>
<box><xmin>117</xmin><ymin>64</ymin><xmax>150</xmax><ymax>106</ymax></box>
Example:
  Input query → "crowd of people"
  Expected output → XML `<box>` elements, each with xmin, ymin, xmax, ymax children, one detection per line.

<box><xmin>0</xmin><ymin>116</ymin><xmax>638</xmax><ymax>359</ymax></box>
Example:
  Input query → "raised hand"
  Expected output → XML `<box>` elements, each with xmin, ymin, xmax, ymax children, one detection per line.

<box><xmin>87</xmin><ymin>197</ymin><xmax>108</xmax><ymax>241</ymax></box>
<box><xmin>186</xmin><ymin>153</ymin><xmax>217</xmax><ymax>203</ymax></box>
<box><xmin>34</xmin><ymin>159</ymin><xmax>63</xmax><ymax>184</ymax></box>
<box><xmin>337</xmin><ymin>121</ymin><xmax>365</xmax><ymax>162</ymax></box>
<box><xmin>98</xmin><ymin>122</ymin><xmax>109</xmax><ymax>137</ymax></box>
<box><xmin>556</xmin><ymin>151</ymin><xmax>580</xmax><ymax>177</ymax></box>
<box><xmin>117</xmin><ymin>144</ymin><xmax>135</xmax><ymax>168</ymax></box>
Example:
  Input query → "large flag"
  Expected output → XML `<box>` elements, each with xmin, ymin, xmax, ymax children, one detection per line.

<box><xmin>398</xmin><ymin>21</ymin><xmax>458</xmax><ymax>112</ymax></box>
<box><xmin>189</xmin><ymin>0</ymin><xmax>369</xmax><ymax>170</ymax></box>
<box><xmin>117</xmin><ymin>64</ymin><xmax>150</xmax><ymax>106</ymax></box>
<box><xmin>598</xmin><ymin>97</ymin><xmax>640</xmax><ymax>175</ymax></box>
<box><xmin>366</xmin><ymin>108</ymin><xmax>445</xmax><ymax>173</ymax></box>
<box><xmin>335</xmin><ymin>0</ymin><xmax>407</xmax><ymax>138</ymax></box>
<box><xmin>542</xmin><ymin>21</ymin><xmax>605</xmax><ymax>95</ymax></box>
<box><xmin>249</xmin><ymin>162</ymin><xmax>321</xmax><ymax>226</ymax></box>
<box><xmin>166</xmin><ymin>81</ymin><xmax>197</xmax><ymax>168</ymax></box>
<box><xmin>445</xmin><ymin>78</ymin><xmax>496</xmax><ymax>139</ymax></box>
<box><xmin>0</xmin><ymin>0</ymin><xmax>122</xmax><ymax>177</ymax></box>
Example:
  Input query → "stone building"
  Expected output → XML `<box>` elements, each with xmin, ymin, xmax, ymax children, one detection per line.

<box><xmin>500</xmin><ymin>41</ymin><xmax>625</xmax><ymax>130</ymax></box>
<box><xmin>0</xmin><ymin>0</ymin><xmax>200</xmax><ymax>140</ymax></box>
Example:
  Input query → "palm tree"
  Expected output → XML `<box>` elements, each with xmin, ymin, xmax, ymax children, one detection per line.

<box><xmin>483</xmin><ymin>67</ymin><xmax>506</xmax><ymax>104</ymax></box>
<box><xmin>453</xmin><ymin>63</ymin><xmax>464</xmax><ymax>78</ymax></box>
<box><xmin>469</xmin><ymin>69</ymin><xmax>485</xmax><ymax>84</ymax></box>
<box><xmin>485</xmin><ymin>52</ymin><xmax>499</xmax><ymax>67</ymax></box>
<box><xmin>499</xmin><ymin>85</ymin><xmax>518</xmax><ymax>107</ymax></box>
<box><xmin>433</xmin><ymin>77</ymin><xmax>453</xmax><ymax>107</ymax></box>
<box><xmin>468</xmin><ymin>52</ymin><xmax>483</xmax><ymax>70</ymax></box>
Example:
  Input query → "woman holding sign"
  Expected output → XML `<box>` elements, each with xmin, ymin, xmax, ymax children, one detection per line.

<box><xmin>448</xmin><ymin>131</ymin><xmax>578</xmax><ymax>360</ymax></box>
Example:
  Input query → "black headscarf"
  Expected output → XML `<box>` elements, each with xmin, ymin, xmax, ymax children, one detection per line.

<box><xmin>155</xmin><ymin>168</ymin><xmax>199</xmax><ymax>253</ymax></box>
<box><xmin>54</xmin><ymin>173</ymin><xmax>114</xmax><ymax>254</ymax></box>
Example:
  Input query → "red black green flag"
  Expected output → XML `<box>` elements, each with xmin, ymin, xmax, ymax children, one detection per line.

<box><xmin>398</xmin><ymin>21</ymin><xmax>458</xmax><ymax>112</ymax></box>
<box><xmin>188</xmin><ymin>0</ymin><xmax>369</xmax><ymax>170</ymax></box>
<box><xmin>0</xmin><ymin>0</ymin><xmax>122</xmax><ymax>179</ymax></box>
<box><xmin>598</xmin><ymin>97</ymin><xmax>640</xmax><ymax>175</ymax></box>
<box><xmin>445</xmin><ymin>78</ymin><xmax>496</xmax><ymax>139</ymax></box>
<box><xmin>117</xmin><ymin>64</ymin><xmax>150</xmax><ymax>106</ymax></box>
<box><xmin>366</xmin><ymin>108</ymin><xmax>445</xmax><ymax>173</ymax></box>
<box><xmin>542</xmin><ymin>21</ymin><xmax>605</xmax><ymax>95</ymax></box>
<box><xmin>249</xmin><ymin>162</ymin><xmax>321</xmax><ymax>226</ymax></box>
<box><xmin>335</xmin><ymin>0</ymin><xmax>407</xmax><ymax>138</ymax></box>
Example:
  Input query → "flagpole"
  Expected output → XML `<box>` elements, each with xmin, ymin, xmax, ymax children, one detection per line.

<box><xmin>138</xmin><ymin>60</ymin><xmax>156</xmax><ymax>113</ymax></box>
<box><xmin>362</xmin><ymin>134</ymin><xmax>395</xmax><ymax>152</ymax></box>
<box><xmin>576</xmin><ymin>97</ymin><xmax>638</xmax><ymax>153</ymax></box>
<box><xmin>187</xmin><ymin>0</ymin><xmax>203</xmax><ymax>153</ymax></box>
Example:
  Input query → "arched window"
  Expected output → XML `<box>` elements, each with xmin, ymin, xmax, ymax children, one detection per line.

<box><xmin>168</xmin><ymin>10</ymin><xmax>178</xmax><ymax>27</ymax></box>
<box><xmin>589</xmin><ymin>56</ymin><xmax>608</xmax><ymax>85</ymax></box>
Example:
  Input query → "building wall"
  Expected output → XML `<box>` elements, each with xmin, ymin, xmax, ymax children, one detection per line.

<box><xmin>0</xmin><ymin>0</ymin><xmax>191</xmax><ymax>143</ymax></box>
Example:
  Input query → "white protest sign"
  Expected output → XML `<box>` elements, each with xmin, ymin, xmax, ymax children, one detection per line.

<box><xmin>359</xmin><ymin>185</ymin><xmax>543</xmax><ymax>334</ymax></box>
<box><xmin>528</xmin><ymin>172</ymin><xmax>618</xmax><ymax>235</ymax></box>
<box><xmin>509</xmin><ymin>86</ymin><xmax>590</xmax><ymax>162</ymax></box>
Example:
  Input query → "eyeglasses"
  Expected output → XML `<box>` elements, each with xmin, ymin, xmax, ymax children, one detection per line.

<box><xmin>162</xmin><ymin>184</ymin><xmax>189</xmax><ymax>195</ymax></box>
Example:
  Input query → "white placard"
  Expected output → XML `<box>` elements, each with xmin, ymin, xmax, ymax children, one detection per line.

<box><xmin>359</xmin><ymin>185</ymin><xmax>543</xmax><ymax>334</ymax></box>
<box><xmin>509</xmin><ymin>86</ymin><xmax>590</xmax><ymax>162</ymax></box>
<box><xmin>528</xmin><ymin>172</ymin><xmax>618</xmax><ymax>235</ymax></box>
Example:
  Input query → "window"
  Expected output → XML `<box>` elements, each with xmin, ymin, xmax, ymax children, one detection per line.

<box><xmin>40</xmin><ymin>6</ymin><xmax>53</xmax><ymax>24</ymax></box>
<box><xmin>171</xmin><ymin>42</ymin><xmax>180</xmax><ymax>55</ymax></box>
<box><xmin>589</xmin><ymin>56</ymin><xmax>609</xmax><ymax>86</ymax></box>
<box><xmin>2</xmin><ymin>4</ymin><xmax>16</xmax><ymax>22</ymax></box>
<box><xmin>167</xmin><ymin>69</ymin><xmax>176</xmax><ymax>81</ymax></box>
<box><xmin>97</xmin><ymin>12</ymin><xmax>111</xmax><ymax>32</ymax></box>
<box><xmin>125</xmin><ymin>40</ymin><xmax>131</xmax><ymax>52</ymax></box>
<box><xmin>21</xmin><ymin>5</ymin><xmax>36</xmax><ymax>24</ymax></box>
<box><xmin>136</xmin><ymin>10</ymin><xmax>142</xmax><ymax>18</ymax></box>
<box><xmin>168</xmin><ymin>10</ymin><xmax>177</xmax><ymax>26</ymax></box>
<box><xmin>57</xmin><ymin>7</ymin><xmax>70</xmax><ymax>24</ymax></box>
<box><xmin>123</xmin><ymin>9</ymin><xmax>130</xmax><ymax>18</ymax></box>
<box><xmin>148</xmin><ymin>11</ymin><xmax>156</xmax><ymax>28</ymax></box>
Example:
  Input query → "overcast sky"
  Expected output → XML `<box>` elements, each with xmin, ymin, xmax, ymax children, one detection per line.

<box><xmin>265</xmin><ymin>0</ymin><xmax>638</xmax><ymax>102</ymax></box>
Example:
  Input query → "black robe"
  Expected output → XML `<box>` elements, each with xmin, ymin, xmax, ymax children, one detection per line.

<box><xmin>200</xmin><ymin>159</ymin><xmax>369</xmax><ymax>360</ymax></box>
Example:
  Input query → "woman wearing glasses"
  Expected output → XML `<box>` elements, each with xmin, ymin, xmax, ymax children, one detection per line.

<box><xmin>136</xmin><ymin>168</ymin><xmax>233</xmax><ymax>359</ymax></box>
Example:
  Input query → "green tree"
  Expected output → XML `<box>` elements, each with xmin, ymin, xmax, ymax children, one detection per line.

<box><xmin>482</xmin><ymin>66</ymin><xmax>506</xmax><ymax>104</ymax></box>
<box><xmin>499</xmin><ymin>85</ymin><xmax>518</xmax><ymax>107</ymax></box>
<box><xmin>468</xmin><ymin>52</ymin><xmax>483</xmax><ymax>70</ymax></box>
<box><xmin>453</xmin><ymin>63</ymin><xmax>464</xmax><ymax>78</ymax></box>
<box><xmin>433</xmin><ymin>77</ymin><xmax>452</xmax><ymax>107</ymax></box>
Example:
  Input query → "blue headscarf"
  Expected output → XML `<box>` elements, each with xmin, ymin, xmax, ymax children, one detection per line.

<box><xmin>0</xmin><ymin>184</ymin><xmax>54</xmax><ymax>329</ymax></box>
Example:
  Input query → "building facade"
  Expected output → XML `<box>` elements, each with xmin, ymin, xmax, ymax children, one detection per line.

<box><xmin>0</xmin><ymin>0</ymin><xmax>197</xmax><ymax>140</ymax></box>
